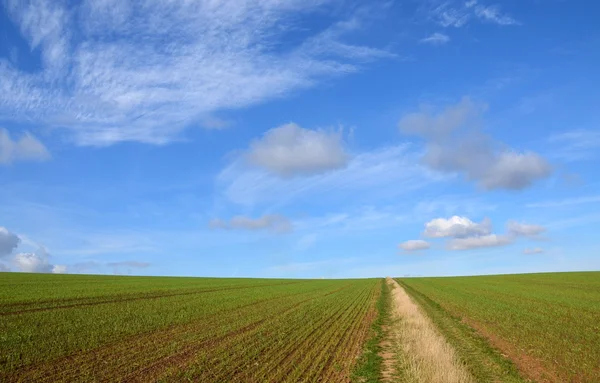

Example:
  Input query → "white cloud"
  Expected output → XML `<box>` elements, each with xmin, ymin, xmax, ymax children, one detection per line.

<box><xmin>51</xmin><ymin>264</ymin><xmax>68</xmax><ymax>274</ymax></box>
<box><xmin>0</xmin><ymin>226</ymin><xmax>21</xmax><ymax>257</ymax></box>
<box><xmin>210</xmin><ymin>214</ymin><xmax>292</xmax><ymax>233</ymax></box>
<box><xmin>423</xmin><ymin>216</ymin><xmax>491</xmax><ymax>238</ymax></box>
<box><xmin>431</xmin><ymin>1</ymin><xmax>518</xmax><ymax>27</ymax></box>
<box><xmin>472</xmin><ymin>4</ymin><xmax>518</xmax><ymax>26</ymax></box>
<box><xmin>523</xmin><ymin>248</ymin><xmax>544</xmax><ymax>255</ymax></box>
<box><xmin>507</xmin><ymin>221</ymin><xmax>546</xmax><ymax>237</ymax></box>
<box><xmin>1</xmin><ymin>0</ymin><xmax>390</xmax><ymax>146</ymax></box>
<box><xmin>420</xmin><ymin>33</ymin><xmax>450</xmax><ymax>45</ymax></box>
<box><xmin>218</xmin><ymin>144</ymin><xmax>442</xmax><ymax>208</ymax></box>
<box><xmin>399</xmin><ymin>240</ymin><xmax>430</xmax><ymax>252</ymax></box>
<box><xmin>246</xmin><ymin>123</ymin><xmax>349</xmax><ymax>177</ymax></box>
<box><xmin>447</xmin><ymin>234</ymin><xmax>512</xmax><ymax>250</ymax></box>
<box><xmin>0</xmin><ymin>129</ymin><xmax>50</xmax><ymax>164</ymax></box>
<box><xmin>13</xmin><ymin>248</ymin><xmax>57</xmax><ymax>273</ymax></box>
<box><xmin>399</xmin><ymin>97</ymin><xmax>552</xmax><ymax>190</ymax></box>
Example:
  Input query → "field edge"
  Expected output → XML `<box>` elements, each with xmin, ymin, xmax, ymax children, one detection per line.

<box><xmin>351</xmin><ymin>278</ymin><xmax>389</xmax><ymax>383</ymax></box>
<box><xmin>395</xmin><ymin>279</ymin><xmax>528</xmax><ymax>383</ymax></box>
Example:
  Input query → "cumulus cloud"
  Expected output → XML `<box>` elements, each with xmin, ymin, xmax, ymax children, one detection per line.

<box><xmin>507</xmin><ymin>221</ymin><xmax>546</xmax><ymax>237</ymax></box>
<box><xmin>210</xmin><ymin>214</ymin><xmax>292</xmax><ymax>233</ymax></box>
<box><xmin>420</xmin><ymin>33</ymin><xmax>450</xmax><ymax>45</ymax></box>
<box><xmin>399</xmin><ymin>240</ymin><xmax>430</xmax><ymax>252</ymax></box>
<box><xmin>447</xmin><ymin>234</ymin><xmax>512</xmax><ymax>250</ymax></box>
<box><xmin>0</xmin><ymin>129</ymin><xmax>50</xmax><ymax>165</ymax></box>
<box><xmin>523</xmin><ymin>248</ymin><xmax>544</xmax><ymax>255</ymax></box>
<box><xmin>423</xmin><ymin>216</ymin><xmax>491</xmax><ymax>238</ymax></box>
<box><xmin>399</xmin><ymin>97</ymin><xmax>552</xmax><ymax>190</ymax></box>
<box><xmin>0</xmin><ymin>226</ymin><xmax>21</xmax><ymax>257</ymax></box>
<box><xmin>246</xmin><ymin>123</ymin><xmax>349</xmax><ymax>177</ymax></box>
<box><xmin>13</xmin><ymin>248</ymin><xmax>65</xmax><ymax>273</ymax></box>
<box><xmin>1</xmin><ymin>0</ymin><xmax>390</xmax><ymax>146</ymax></box>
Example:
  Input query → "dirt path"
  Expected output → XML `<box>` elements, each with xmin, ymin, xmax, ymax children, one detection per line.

<box><xmin>381</xmin><ymin>277</ymin><xmax>474</xmax><ymax>383</ymax></box>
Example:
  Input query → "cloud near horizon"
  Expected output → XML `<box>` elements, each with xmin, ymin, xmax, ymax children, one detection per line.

<box><xmin>13</xmin><ymin>247</ymin><xmax>66</xmax><ymax>274</ymax></box>
<box><xmin>400</xmin><ymin>216</ymin><xmax>547</xmax><ymax>252</ymax></box>
<box><xmin>0</xmin><ymin>226</ymin><xmax>21</xmax><ymax>256</ymax></box>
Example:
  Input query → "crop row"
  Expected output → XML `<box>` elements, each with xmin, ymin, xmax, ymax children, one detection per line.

<box><xmin>1</xmin><ymin>276</ymin><xmax>380</xmax><ymax>382</ymax></box>
<box><xmin>397</xmin><ymin>272</ymin><xmax>600</xmax><ymax>382</ymax></box>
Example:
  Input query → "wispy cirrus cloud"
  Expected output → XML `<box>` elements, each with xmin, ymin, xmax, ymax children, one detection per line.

<box><xmin>217</xmin><ymin>144</ymin><xmax>443</xmax><ymax>208</ymax></box>
<box><xmin>430</xmin><ymin>0</ymin><xmax>518</xmax><ymax>28</ymax></box>
<box><xmin>526</xmin><ymin>195</ymin><xmax>600</xmax><ymax>209</ymax></box>
<box><xmin>420</xmin><ymin>32</ymin><xmax>450</xmax><ymax>45</ymax></box>
<box><xmin>548</xmin><ymin>129</ymin><xmax>600</xmax><ymax>162</ymax></box>
<box><xmin>1</xmin><ymin>0</ymin><xmax>391</xmax><ymax>146</ymax></box>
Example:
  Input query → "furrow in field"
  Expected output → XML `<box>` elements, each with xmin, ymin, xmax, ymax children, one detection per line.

<box><xmin>0</xmin><ymin>280</ymin><xmax>308</xmax><ymax>316</ymax></box>
<box><xmin>287</xmin><ymin>284</ymin><xmax>373</xmax><ymax>382</ymax></box>
<box><xmin>319</xmin><ymin>282</ymin><xmax>379</xmax><ymax>382</ymax></box>
<box><xmin>160</xmin><ymin>283</ymin><xmax>357</xmax><ymax>382</ymax></box>
<box><xmin>232</xmin><ymin>284</ymin><xmax>368</xmax><ymax>382</ymax></box>
<box><xmin>123</xmin><ymin>284</ymin><xmax>354</xmax><ymax>382</ymax></box>
<box><xmin>4</xmin><ymin>285</ymin><xmax>335</xmax><ymax>382</ymax></box>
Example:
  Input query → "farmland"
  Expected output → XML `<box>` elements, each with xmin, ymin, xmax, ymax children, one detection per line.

<box><xmin>0</xmin><ymin>273</ymin><xmax>381</xmax><ymax>382</ymax></box>
<box><xmin>2</xmin><ymin>271</ymin><xmax>599</xmax><ymax>383</ymax></box>
<box><xmin>397</xmin><ymin>272</ymin><xmax>600</xmax><ymax>383</ymax></box>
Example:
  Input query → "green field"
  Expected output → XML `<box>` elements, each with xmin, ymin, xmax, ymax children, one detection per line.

<box><xmin>397</xmin><ymin>272</ymin><xmax>600</xmax><ymax>383</ymax></box>
<box><xmin>0</xmin><ymin>273</ymin><xmax>381</xmax><ymax>382</ymax></box>
<box><xmin>3</xmin><ymin>271</ymin><xmax>599</xmax><ymax>383</ymax></box>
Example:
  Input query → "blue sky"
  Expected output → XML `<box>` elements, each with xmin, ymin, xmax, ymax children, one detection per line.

<box><xmin>0</xmin><ymin>0</ymin><xmax>599</xmax><ymax>278</ymax></box>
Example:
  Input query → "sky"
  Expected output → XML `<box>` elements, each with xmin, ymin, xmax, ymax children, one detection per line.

<box><xmin>0</xmin><ymin>0</ymin><xmax>599</xmax><ymax>278</ymax></box>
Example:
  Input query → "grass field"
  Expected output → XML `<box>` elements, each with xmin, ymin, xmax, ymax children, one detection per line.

<box><xmin>397</xmin><ymin>272</ymin><xmax>600</xmax><ymax>383</ymax></box>
<box><xmin>0</xmin><ymin>273</ymin><xmax>381</xmax><ymax>382</ymax></box>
